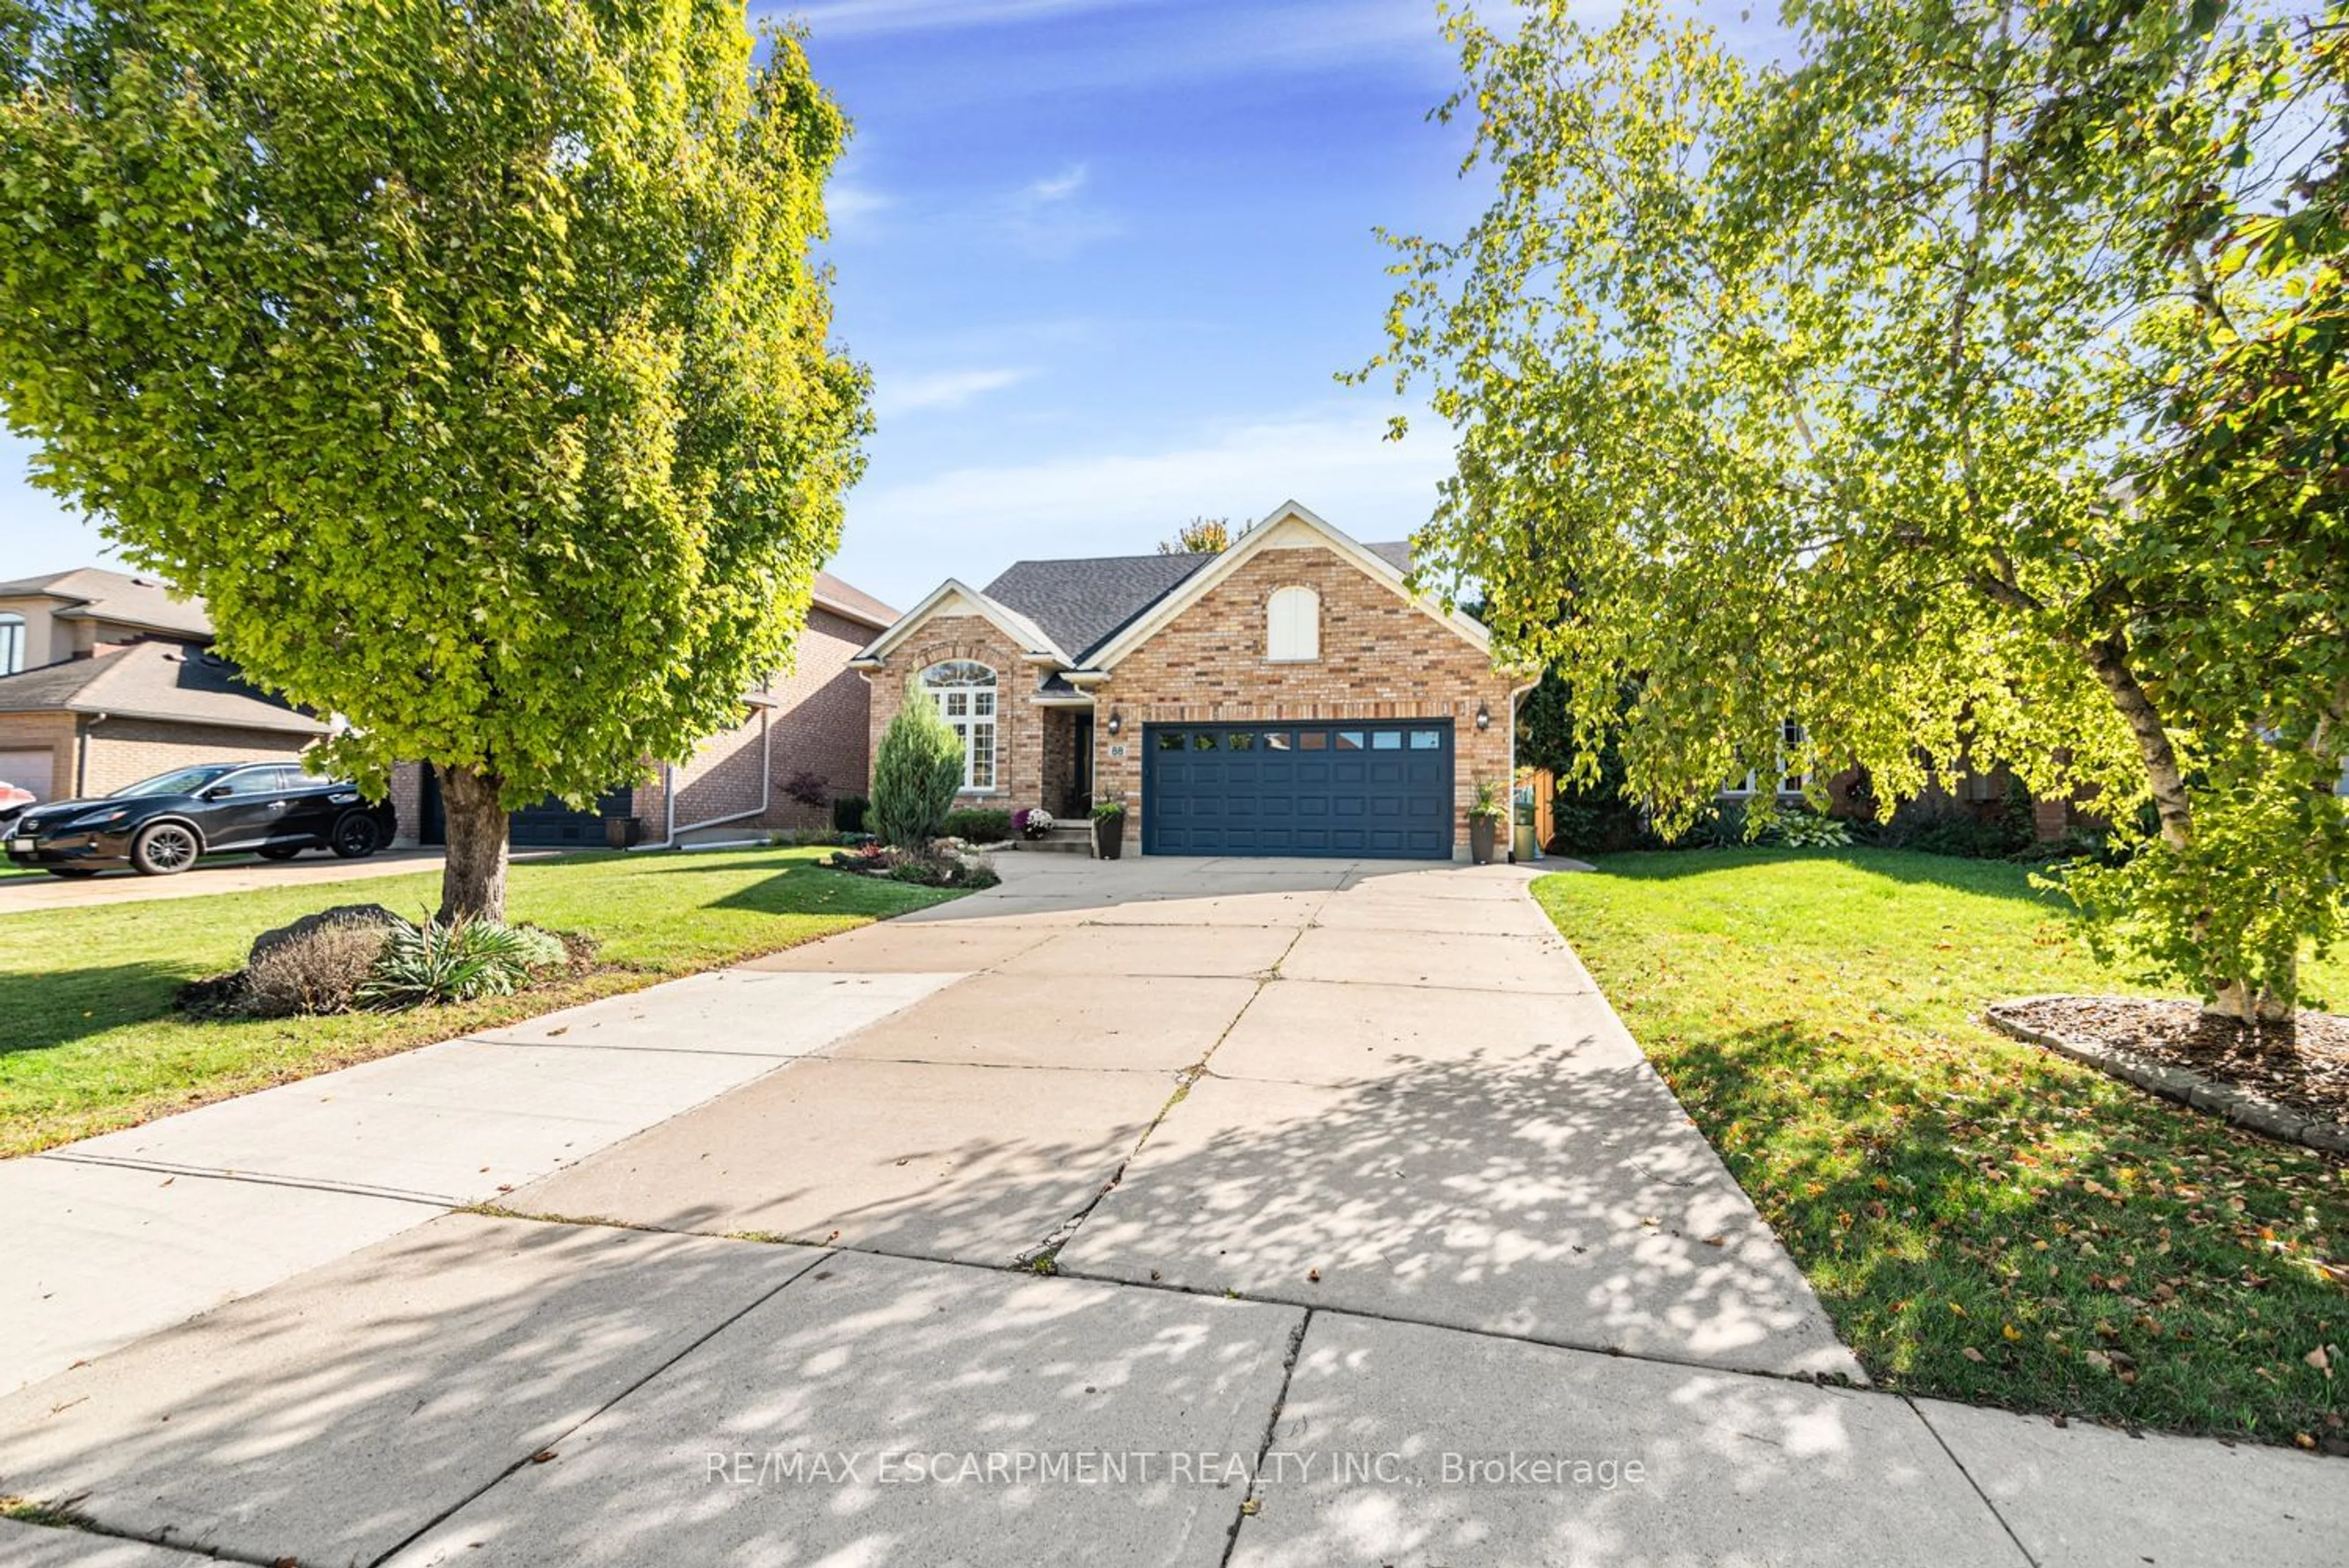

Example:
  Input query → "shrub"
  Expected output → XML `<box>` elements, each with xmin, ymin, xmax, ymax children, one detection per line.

<box><xmin>943</xmin><ymin>807</ymin><xmax>1012</xmax><ymax>842</ymax></box>
<box><xmin>870</xmin><ymin>681</ymin><xmax>964</xmax><ymax>847</ymax></box>
<box><xmin>1668</xmin><ymin>797</ymin><xmax>1748</xmax><ymax>849</ymax></box>
<box><xmin>885</xmin><ymin>849</ymin><xmax>1001</xmax><ymax>889</ymax></box>
<box><xmin>831</xmin><ymin>794</ymin><xmax>868</xmax><ymax>833</ymax></box>
<box><xmin>1774</xmin><ymin>809</ymin><xmax>1852</xmax><ymax>849</ymax></box>
<box><xmin>784</xmin><ymin>769</ymin><xmax>830</xmax><ymax>809</ymax></box>
<box><xmin>356</xmin><ymin>918</ymin><xmax>565</xmax><ymax>1009</ymax></box>
<box><xmin>243</xmin><ymin>915</ymin><xmax>394</xmax><ymax>1016</ymax></box>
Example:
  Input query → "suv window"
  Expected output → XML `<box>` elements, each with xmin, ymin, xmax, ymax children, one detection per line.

<box><xmin>213</xmin><ymin>768</ymin><xmax>279</xmax><ymax>798</ymax></box>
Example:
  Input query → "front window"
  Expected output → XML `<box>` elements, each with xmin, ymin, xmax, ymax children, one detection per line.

<box><xmin>1723</xmin><ymin>719</ymin><xmax>1808</xmax><ymax>797</ymax></box>
<box><xmin>922</xmin><ymin>661</ymin><xmax>997</xmax><ymax>790</ymax></box>
<box><xmin>109</xmin><ymin>764</ymin><xmax>240</xmax><ymax>798</ymax></box>
<box><xmin>0</xmin><ymin>612</ymin><xmax>22</xmax><ymax>675</ymax></box>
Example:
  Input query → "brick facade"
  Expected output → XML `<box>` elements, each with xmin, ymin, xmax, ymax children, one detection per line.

<box><xmin>639</xmin><ymin>606</ymin><xmax>877</xmax><ymax>831</ymax></box>
<box><xmin>865</xmin><ymin>612</ymin><xmax>1044</xmax><ymax>812</ymax></box>
<box><xmin>1089</xmin><ymin>541</ymin><xmax>1516</xmax><ymax>853</ymax></box>
<box><xmin>865</xmin><ymin>534</ymin><xmax>1521</xmax><ymax>857</ymax></box>
<box><xmin>76</xmin><ymin>718</ymin><xmax>311</xmax><ymax>798</ymax></box>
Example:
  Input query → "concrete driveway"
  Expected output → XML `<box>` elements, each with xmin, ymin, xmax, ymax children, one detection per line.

<box><xmin>2</xmin><ymin>855</ymin><xmax>2339</xmax><ymax>1568</ymax></box>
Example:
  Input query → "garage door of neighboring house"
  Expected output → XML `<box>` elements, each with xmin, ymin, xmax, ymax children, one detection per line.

<box><xmin>0</xmin><ymin>748</ymin><xmax>56</xmax><ymax>801</ymax></box>
<box><xmin>418</xmin><ymin>767</ymin><xmax>631</xmax><ymax>849</ymax></box>
<box><xmin>1143</xmin><ymin>721</ymin><xmax>1454</xmax><ymax>859</ymax></box>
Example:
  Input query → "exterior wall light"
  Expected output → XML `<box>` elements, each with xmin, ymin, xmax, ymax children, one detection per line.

<box><xmin>1474</xmin><ymin>702</ymin><xmax>1491</xmax><ymax>730</ymax></box>
<box><xmin>1106</xmin><ymin>709</ymin><xmax>1123</xmax><ymax>736</ymax></box>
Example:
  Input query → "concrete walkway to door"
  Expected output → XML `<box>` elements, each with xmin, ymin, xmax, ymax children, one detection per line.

<box><xmin>1</xmin><ymin>854</ymin><xmax>2339</xmax><ymax>1568</ymax></box>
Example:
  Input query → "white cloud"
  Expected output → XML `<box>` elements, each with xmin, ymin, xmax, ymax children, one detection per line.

<box><xmin>785</xmin><ymin>0</ymin><xmax>1128</xmax><ymax>39</ymax></box>
<box><xmin>830</xmin><ymin>403</ymin><xmax>1456</xmax><ymax>607</ymax></box>
<box><xmin>1020</xmin><ymin>163</ymin><xmax>1088</xmax><ymax>205</ymax></box>
<box><xmin>823</xmin><ymin>179</ymin><xmax>893</xmax><ymax>240</ymax></box>
<box><xmin>873</xmin><ymin>367</ymin><xmax>1035</xmax><ymax>417</ymax></box>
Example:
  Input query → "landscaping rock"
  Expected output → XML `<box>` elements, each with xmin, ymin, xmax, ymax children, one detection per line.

<box><xmin>248</xmin><ymin>904</ymin><xmax>411</xmax><ymax>968</ymax></box>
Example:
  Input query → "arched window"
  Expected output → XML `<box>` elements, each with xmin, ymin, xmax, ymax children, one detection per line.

<box><xmin>0</xmin><ymin>613</ymin><xmax>21</xmax><ymax>677</ymax></box>
<box><xmin>922</xmin><ymin>660</ymin><xmax>997</xmax><ymax>790</ymax></box>
<box><xmin>1266</xmin><ymin>586</ymin><xmax>1319</xmax><ymax>661</ymax></box>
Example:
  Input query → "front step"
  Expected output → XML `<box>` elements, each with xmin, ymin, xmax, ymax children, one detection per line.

<box><xmin>1014</xmin><ymin>825</ymin><xmax>1095</xmax><ymax>855</ymax></box>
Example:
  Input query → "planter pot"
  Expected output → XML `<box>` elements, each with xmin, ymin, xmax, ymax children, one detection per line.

<box><xmin>603</xmin><ymin>814</ymin><xmax>644</xmax><ymax>850</ymax></box>
<box><xmin>1093</xmin><ymin>815</ymin><xmax>1127</xmax><ymax>860</ymax></box>
<box><xmin>1469</xmin><ymin>817</ymin><xmax>1498</xmax><ymax>865</ymax></box>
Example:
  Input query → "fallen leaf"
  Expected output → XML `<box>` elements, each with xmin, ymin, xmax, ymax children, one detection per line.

<box><xmin>1307</xmin><ymin>1268</ymin><xmax>1322</xmax><ymax>1284</ymax></box>
<box><xmin>530</xmin><ymin>1449</ymin><xmax>558</xmax><ymax>1465</ymax></box>
<box><xmin>2306</xmin><ymin>1345</ymin><xmax>2334</xmax><ymax>1379</ymax></box>
<box><xmin>1961</xmin><ymin>1347</ymin><xmax>1986</xmax><ymax>1363</ymax></box>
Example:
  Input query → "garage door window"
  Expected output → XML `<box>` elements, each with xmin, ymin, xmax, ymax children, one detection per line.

<box><xmin>922</xmin><ymin>661</ymin><xmax>997</xmax><ymax>790</ymax></box>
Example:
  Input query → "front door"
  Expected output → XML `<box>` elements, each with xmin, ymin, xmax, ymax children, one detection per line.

<box><xmin>1069</xmin><ymin>715</ymin><xmax>1095</xmax><ymax>817</ymax></box>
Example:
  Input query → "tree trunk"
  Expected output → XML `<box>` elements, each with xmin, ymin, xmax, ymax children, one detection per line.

<box><xmin>2076</xmin><ymin>633</ymin><xmax>2269</xmax><ymax>1024</ymax></box>
<box><xmin>437</xmin><ymin>765</ymin><xmax>510</xmax><ymax>925</ymax></box>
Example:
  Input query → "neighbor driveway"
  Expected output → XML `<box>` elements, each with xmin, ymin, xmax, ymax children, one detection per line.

<box><xmin>2</xmin><ymin>855</ymin><xmax>2339</xmax><ymax>1567</ymax></box>
<box><xmin>0</xmin><ymin>846</ymin><xmax>560</xmax><ymax>912</ymax></box>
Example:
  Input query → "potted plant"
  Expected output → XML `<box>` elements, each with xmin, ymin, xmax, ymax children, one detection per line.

<box><xmin>1468</xmin><ymin>779</ymin><xmax>1504</xmax><ymax>865</ymax></box>
<box><xmin>1016</xmin><ymin>806</ymin><xmax>1056</xmax><ymax>841</ymax></box>
<box><xmin>1090</xmin><ymin>799</ymin><xmax>1128</xmax><ymax>860</ymax></box>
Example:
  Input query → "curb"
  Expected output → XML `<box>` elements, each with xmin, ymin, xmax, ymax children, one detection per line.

<box><xmin>1984</xmin><ymin>996</ymin><xmax>2349</xmax><ymax>1158</ymax></box>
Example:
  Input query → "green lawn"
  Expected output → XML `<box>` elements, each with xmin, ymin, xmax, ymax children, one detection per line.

<box><xmin>1534</xmin><ymin>849</ymin><xmax>2345</xmax><ymax>1449</ymax></box>
<box><xmin>1</xmin><ymin>846</ymin><xmax>955</xmax><ymax>1157</ymax></box>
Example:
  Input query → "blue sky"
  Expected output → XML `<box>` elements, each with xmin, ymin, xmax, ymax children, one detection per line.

<box><xmin>1</xmin><ymin>0</ymin><xmax>1528</xmax><ymax>611</ymax></box>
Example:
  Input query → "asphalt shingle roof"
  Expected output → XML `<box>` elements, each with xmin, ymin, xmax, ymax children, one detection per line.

<box><xmin>0</xmin><ymin>641</ymin><xmax>324</xmax><ymax>735</ymax></box>
<box><xmin>980</xmin><ymin>541</ymin><xmax>1416</xmax><ymax>664</ymax></box>
<box><xmin>984</xmin><ymin>552</ymin><xmax>1218</xmax><ymax>663</ymax></box>
<box><xmin>0</xmin><ymin>567</ymin><xmax>213</xmax><ymax>639</ymax></box>
<box><xmin>811</xmin><ymin>571</ymin><xmax>897</xmax><ymax>631</ymax></box>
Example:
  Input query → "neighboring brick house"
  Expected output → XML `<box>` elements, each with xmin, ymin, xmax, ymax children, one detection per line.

<box><xmin>391</xmin><ymin>571</ymin><xmax>896</xmax><ymax>848</ymax></box>
<box><xmin>0</xmin><ymin>568</ymin><xmax>326</xmax><ymax>805</ymax></box>
<box><xmin>855</xmin><ymin>502</ymin><xmax>1535</xmax><ymax>860</ymax></box>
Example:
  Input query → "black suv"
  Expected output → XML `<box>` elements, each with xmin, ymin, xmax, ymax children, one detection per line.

<box><xmin>4</xmin><ymin>762</ymin><xmax>398</xmax><ymax>878</ymax></box>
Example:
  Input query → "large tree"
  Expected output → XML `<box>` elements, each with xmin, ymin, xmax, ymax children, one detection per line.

<box><xmin>0</xmin><ymin>0</ymin><xmax>867</xmax><ymax>921</ymax></box>
<box><xmin>1372</xmin><ymin>0</ymin><xmax>2348</xmax><ymax>1021</ymax></box>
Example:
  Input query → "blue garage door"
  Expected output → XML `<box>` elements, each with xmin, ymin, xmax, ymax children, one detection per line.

<box><xmin>1144</xmin><ymin>721</ymin><xmax>1455</xmax><ymax>858</ymax></box>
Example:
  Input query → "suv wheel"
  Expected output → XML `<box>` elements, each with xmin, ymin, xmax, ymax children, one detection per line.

<box><xmin>131</xmin><ymin>820</ymin><xmax>201</xmax><ymax>876</ymax></box>
<box><xmin>331</xmin><ymin>812</ymin><xmax>384</xmax><ymax>860</ymax></box>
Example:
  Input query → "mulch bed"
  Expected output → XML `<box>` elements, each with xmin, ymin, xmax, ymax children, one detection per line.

<box><xmin>1997</xmin><ymin>995</ymin><xmax>2349</xmax><ymax>1128</ymax></box>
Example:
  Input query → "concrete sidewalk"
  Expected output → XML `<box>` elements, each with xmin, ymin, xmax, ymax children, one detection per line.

<box><xmin>2</xmin><ymin>855</ymin><xmax>2340</xmax><ymax>1566</ymax></box>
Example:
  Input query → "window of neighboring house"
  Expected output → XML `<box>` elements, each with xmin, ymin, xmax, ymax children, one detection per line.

<box><xmin>1266</xmin><ymin>586</ymin><xmax>1320</xmax><ymax>661</ymax></box>
<box><xmin>921</xmin><ymin>661</ymin><xmax>997</xmax><ymax>790</ymax></box>
<box><xmin>1722</xmin><ymin>719</ymin><xmax>1807</xmax><ymax>797</ymax></box>
<box><xmin>0</xmin><ymin>613</ymin><xmax>21</xmax><ymax>676</ymax></box>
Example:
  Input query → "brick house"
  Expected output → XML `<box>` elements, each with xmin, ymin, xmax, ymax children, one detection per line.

<box><xmin>853</xmin><ymin>502</ymin><xmax>1534</xmax><ymax>860</ymax></box>
<box><xmin>0</xmin><ymin>568</ymin><xmax>326</xmax><ymax>805</ymax></box>
<box><xmin>390</xmin><ymin>571</ymin><xmax>897</xmax><ymax>848</ymax></box>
